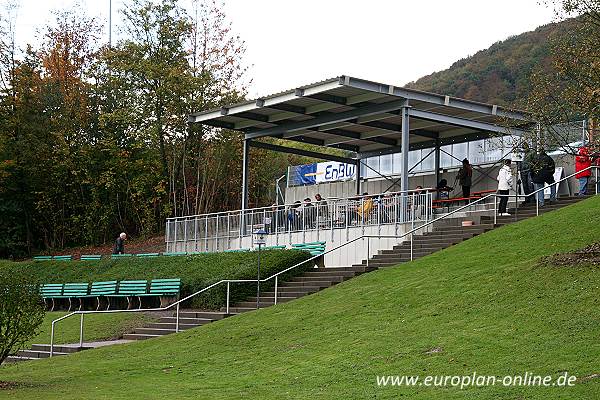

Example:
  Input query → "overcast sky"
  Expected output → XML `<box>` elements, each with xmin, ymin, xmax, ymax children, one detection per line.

<box><xmin>11</xmin><ymin>0</ymin><xmax>558</xmax><ymax>98</ymax></box>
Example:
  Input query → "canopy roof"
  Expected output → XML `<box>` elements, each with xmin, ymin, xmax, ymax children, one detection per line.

<box><xmin>190</xmin><ymin>76</ymin><xmax>532</xmax><ymax>159</ymax></box>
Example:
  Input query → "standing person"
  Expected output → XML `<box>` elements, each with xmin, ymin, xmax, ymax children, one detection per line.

<box><xmin>457</xmin><ymin>158</ymin><xmax>473</xmax><ymax>203</ymax></box>
<box><xmin>531</xmin><ymin>150</ymin><xmax>556</xmax><ymax>207</ymax></box>
<box><xmin>497</xmin><ymin>159</ymin><xmax>513</xmax><ymax>216</ymax></box>
<box><xmin>112</xmin><ymin>232</ymin><xmax>127</xmax><ymax>254</ymax></box>
<box><xmin>314</xmin><ymin>193</ymin><xmax>329</xmax><ymax>221</ymax></box>
<box><xmin>575</xmin><ymin>145</ymin><xmax>592</xmax><ymax>196</ymax></box>
<box><xmin>520</xmin><ymin>143</ymin><xmax>535</xmax><ymax>204</ymax></box>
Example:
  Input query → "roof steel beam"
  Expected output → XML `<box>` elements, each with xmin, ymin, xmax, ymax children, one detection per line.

<box><xmin>244</xmin><ymin>99</ymin><xmax>408</xmax><ymax>140</ymax></box>
<box><xmin>343</xmin><ymin>76</ymin><xmax>530</xmax><ymax>121</ymax></box>
<box><xmin>249</xmin><ymin>140</ymin><xmax>356</xmax><ymax>164</ymax></box>
<box><xmin>407</xmin><ymin>108</ymin><xmax>527</xmax><ymax>136</ymax></box>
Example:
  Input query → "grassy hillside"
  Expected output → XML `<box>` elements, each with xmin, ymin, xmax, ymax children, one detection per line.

<box><xmin>1</xmin><ymin>197</ymin><xmax>600</xmax><ymax>399</ymax></box>
<box><xmin>0</xmin><ymin>250</ymin><xmax>312</xmax><ymax>309</ymax></box>
<box><xmin>406</xmin><ymin>19</ymin><xmax>575</xmax><ymax>106</ymax></box>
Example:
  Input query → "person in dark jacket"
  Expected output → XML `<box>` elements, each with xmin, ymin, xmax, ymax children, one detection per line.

<box><xmin>457</xmin><ymin>158</ymin><xmax>473</xmax><ymax>203</ymax></box>
<box><xmin>112</xmin><ymin>232</ymin><xmax>127</xmax><ymax>254</ymax></box>
<box><xmin>519</xmin><ymin>144</ymin><xmax>535</xmax><ymax>204</ymax></box>
<box><xmin>530</xmin><ymin>150</ymin><xmax>556</xmax><ymax>207</ymax></box>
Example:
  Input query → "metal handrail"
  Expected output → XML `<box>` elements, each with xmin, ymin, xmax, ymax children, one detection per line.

<box><xmin>50</xmin><ymin>166</ymin><xmax>597</xmax><ymax>356</ymax></box>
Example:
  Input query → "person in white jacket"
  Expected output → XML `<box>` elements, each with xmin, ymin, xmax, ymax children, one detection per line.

<box><xmin>497</xmin><ymin>159</ymin><xmax>513</xmax><ymax>216</ymax></box>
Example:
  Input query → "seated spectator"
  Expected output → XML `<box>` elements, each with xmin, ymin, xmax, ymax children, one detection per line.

<box><xmin>357</xmin><ymin>192</ymin><xmax>374</xmax><ymax>222</ymax></box>
<box><xmin>436</xmin><ymin>179</ymin><xmax>453</xmax><ymax>199</ymax></box>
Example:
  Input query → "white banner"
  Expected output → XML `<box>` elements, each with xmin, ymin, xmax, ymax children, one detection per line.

<box><xmin>315</xmin><ymin>162</ymin><xmax>356</xmax><ymax>183</ymax></box>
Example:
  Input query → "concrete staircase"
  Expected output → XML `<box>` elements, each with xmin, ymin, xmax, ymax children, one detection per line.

<box><xmin>352</xmin><ymin>196</ymin><xmax>586</xmax><ymax>268</ymax></box>
<box><xmin>123</xmin><ymin>266</ymin><xmax>377</xmax><ymax>340</ymax></box>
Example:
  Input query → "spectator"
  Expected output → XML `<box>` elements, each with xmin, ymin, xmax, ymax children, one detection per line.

<box><xmin>530</xmin><ymin>150</ymin><xmax>556</xmax><ymax>206</ymax></box>
<box><xmin>575</xmin><ymin>145</ymin><xmax>592</xmax><ymax>196</ymax></box>
<box><xmin>314</xmin><ymin>193</ymin><xmax>329</xmax><ymax>221</ymax></box>
<box><xmin>303</xmin><ymin>197</ymin><xmax>315</xmax><ymax>228</ymax></box>
<box><xmin>112</xmin><ymin>232</ymin><xmax>127</xmax><ymax>254</ymax></box>
<box><xmin>287</xmin><ymin>201</ymin><xmax>302</xmax><ymax>231</ymax></box>
<box><xmin>457</xmin><ymin>158</ymin><xmax>473</xmax><ymax>202</ymax></box>
<box><xmin>357</xmin><ymin>192</ymin><xmax>374</xmax><ymax>222</ymax></box>
<box><xmin>497</xmin><ymin>159</ymin><xmax>513</xmax><ymax>216</ymax></box>
<box><xmin>436</xmin><ymin>179</ymin><xmax>453</xmax><ymax>199</ymax></box>
<box><xmin>519</xmin><ymin>143</ymin><xmax>535</xmax><ymax>204</ymax></box>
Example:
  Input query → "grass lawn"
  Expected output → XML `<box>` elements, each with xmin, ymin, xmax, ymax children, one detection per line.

<box><xmin>1</xmin><ymin>197</ymin><xmax>600</xmax><ymax>399</ymax></box>
<box><xmin>23</xmin><ymin>312</ymin><xmax>156</xmax><ymax>348</ymax></box>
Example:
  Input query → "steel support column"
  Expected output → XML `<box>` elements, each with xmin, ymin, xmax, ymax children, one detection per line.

<box><xmin>355</xmin><ymin>159</ymin><xmax>361</xmax><ymax>195</ymax></box>
<box><xmin>400</xmin><ymin>106</ymin><xmax>410</xmax><ymax>193</ymax></box>
<box><xmin>241</xmin><ymin>138</ymin><xmax>250</xmax><ymax>236</ymax></box>
<box><xmin>434</xmin><ymin>138</ymin><xmax>441</xmax><ymax>195</ymax></box>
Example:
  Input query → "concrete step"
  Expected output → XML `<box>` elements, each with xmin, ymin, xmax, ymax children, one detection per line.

<box><xmin>145</xmin><ymin>323</ymin><xmax>202</xmax><ymax>330</ymax></box>
<box><xmin>222</xmin><ymin>307</ymin><xmax>259</xmax><ymax>314</ymax></box>
<box><xmin>158</xmin><ymin>317</ymin><xmax>215</xmax><ymax>325</ymax></box>
<box><xmin>134</xmin><ymin>328</ymin><xmax>177</xmax><ymax>336</ymax></box>
<box><xmin>372</xmin><ymin>251</ymin><xmax>438</xmax><ymax>260</ymax></box>
<box><xmin>175</xmin><ymin>311</ymin><xmax>227</xmax><ymax>320</ymax></box>
<box><xmin>320</xmin><ymin>266</ymin><xmax>378</xmax><ymax>273</ymax></box>
<box><xmin>260</xmin><ymin>291</ymin><xmax>311</xmax><ymax>298</ymax></box>
<box><xmin>289</xmin><ymin>276</ymin><xmax>344</xmax><ymax>284</ymax></box>
<box><xmin>383</xmin><ymin>244</ymin><xmax>448</xmax><ymax>254</ymax></box>
<box><xmin>122</xmin><ymin>333</ymin><xmax>161</xmax><ymax>340</ymax></box>
<box><xmin>31</xmin><ymin>344</ymin><xmax>88</xmax><ymax>353</ymax></box>
<box><xmin>431</xmin><ymin>224</ymin><xmax>494</xmax><ymax>233</ymax></box>
<box><xmin>302</xmin><ymin>271</ymin><xmax>356</xmax><ymax>278</ymax></box>
<box><xmin>15</xmin><ymin>350</ymin><xmax>69</xmax><ymax>358</ymax></box>
<box><xmin>276</xmin><ymin>285</ymin><xmax>323</xmax><ymax>293</ymax></box>
<box><xmin>246</xmin><ymin>296</ymin><xmax>297</xmax><ymax>303</ymax></box>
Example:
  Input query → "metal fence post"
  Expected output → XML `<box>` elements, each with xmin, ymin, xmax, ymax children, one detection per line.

<box><xmin>366</xmin><ymin>237</ymin><xmax>370</xmax><ymax>268</ymax></box>
<box><xmin>274</xmin><ymin>276</ymin><xmax>278</xmax><ymax>305</ymax></box>
<box><xmin>494</xmin><ymin>195</ymin><xmax>497</xmax><ymax>225</ymax></box>
<box><xmin>50</xmin><ymin>321</ymin><xmax>55</xmax><ymax>357</ymax></box>
<box><xmin>226</xmin><ymin>281</ymin><xmax>230</xmax><ymax>314</ymax></box>
<box><xmin>79</xmin><ymin>314</ymin><xmax>84</xmax><ymax>348</ymax></box>
<box><xmin>175</xmin><ymin>302</ymin><xmax>180</xmax><ymax>333</ymax></box>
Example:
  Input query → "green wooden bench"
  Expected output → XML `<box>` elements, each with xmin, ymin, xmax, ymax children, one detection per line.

<box><xmin>58</xmin><ymin>283</ymin><xmax>89</xmax><ymax>311</ymax></box>
<box><xmin>53</xmin><ymin>255</ymin><xmax>73</xmax><ymax>261</ymax></box>
<box><xmin>108</xmin><ymin>280</ymin><xmax>148</xmax><ymax>309</ymax></box>
<box><xmin>111</xmin><ymin>254</ymin><xmax>134</xmax><ymax>259</ymax></box>
<box><xmin>224</xmin><ymin>248</ymin><xmax>250</xmax><ymax>253</ymax></box>
<box><xmin>40</xmin><ymin>283</ymin><xmax>64</xmax><ymax>311</ymax></box>
<box><xmin>162</xmin><ymin>252</ymin><xmax>188</xmax><ymax>257</ymax></box>
<box><xmin>292</xmin><ymin>241</ymin><xmax>327</xmax><ymax>256</ymax></box>
<box><xmin>86</xmin><ymin>281</ymin><xmax>118</xmax><ymax>310</ymax></box>
<box><xmin>138</xmin><ymin>278</ymin><xmax>182</xmax><ymax>308</ymax></box>
<box><xmin>263</xmin><ymin>245</ymin><xmax>286</xmax><ymax>250</ymax></box>
<box><xmin>135</xmin><ymin>253</ymin><xmax>160</xmax><ymax>258</ymax></box>
<box><xmin>33</xmin><ymin>256</ymin><xmax>53</xmax><ymax>261</ymax></box>
<box><xmin>81</xmin><ymin>254</ymin><xmax>102</xmax><ymax>261</ymax></box>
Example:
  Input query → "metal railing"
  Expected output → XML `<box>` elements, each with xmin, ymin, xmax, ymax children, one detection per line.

<box><xmin>49</xmin><ymin>165</ymin><xmax>598</xmax><ymax>356</ymax></box>
<box><xmin>165</xmin><ymin>190</ymin><xmax>433</xmax><ymax>252</ymax></box>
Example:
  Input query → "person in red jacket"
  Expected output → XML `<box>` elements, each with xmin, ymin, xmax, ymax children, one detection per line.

<box><xmin>575</xmin><ymin>146</ymin><xmax>592</xmax><ymax>195</ymax></box>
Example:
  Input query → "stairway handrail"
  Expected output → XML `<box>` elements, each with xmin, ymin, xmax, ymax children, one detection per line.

<box><xmin>49</xmin><ymin>165</ymin><xmax>598</xmax><ymax>356</ymax></box>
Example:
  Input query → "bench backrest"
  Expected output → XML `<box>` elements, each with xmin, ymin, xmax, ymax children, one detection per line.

<box><xmin>148</xmin><ymin>278</ymin><xmax>181</xmax><ymax>296</ymax></box>
<box><xmin>117</xmin><ymin>280</ymin><xmax>148</xmax><ymax>295</ymax></box>
<box><xmin>33</xmin><ymin>256</ymin><xmax>53</xmax><ymax>261</ymax></box>
<box><xmin>53</xmin><ymin>255</ymin><xmax>73</xmax><ymax>261</ymax></box>
<box><xmin>136</xmin><ymin>253</ymin><xmax>160</xmax><ymax>258</ymax></box>
<box><xmin>111</xmin><ymin>254</ymin><xmax>134</xmax><ymax>259</ymax></box>
<box><xmin>90</xmin><ymin>281</ymin><xmax>118</xmax><ymax>296</ymax></box>
<box><xmin>162</xmin><ymin>252</ymin><xmax>188</xmax><ymax>257</ymax></box>
<box><xmin>62</xmin><ymin>283</ymin><xmax>89</xmax><ymax>297</ymax></box>
<box><xmin>81</xmin><ymin>254</ymin><xmax>102</xmax><ymax>261</ymax></box>
<box><xmin>40</xmin><ymin>283</ymin><xmax>63</xmax><ymax>298</ymax></box>
<box><xmin>263</xmin><ymin>245</ymin><xmax>286</xmax><ymax>250</ymax></box>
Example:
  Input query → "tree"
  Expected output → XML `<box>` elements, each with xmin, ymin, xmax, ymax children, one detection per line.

<box><xmin>527</xmin><ymin>0</ymin><xmax>600</xmax><ymax>151</ymax></box>
<box><xmin>0</xmin><ymin>273</ymin><xmax>45</xmax><ymax>364</ymax></box>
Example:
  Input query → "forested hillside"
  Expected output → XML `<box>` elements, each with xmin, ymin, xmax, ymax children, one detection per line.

<box><xmin>406</xmin><ymin>19</ymin><xmax>575</xmax><ymax>106</ymax></box>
